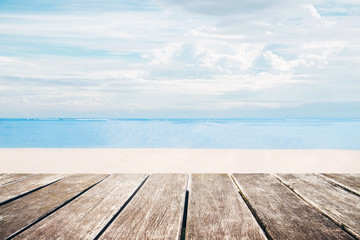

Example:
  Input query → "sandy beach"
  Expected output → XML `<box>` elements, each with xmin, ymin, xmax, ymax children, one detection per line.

<box><xmin>1</xmin><ymin>148</ymin><xmax>359</xmax><ymax>173</ymax></box>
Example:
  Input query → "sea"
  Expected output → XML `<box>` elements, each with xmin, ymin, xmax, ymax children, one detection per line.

<box><xmin>0</xmin><ymin>118</ymin><xmax>359</xmax><ymax>149</ymax></box>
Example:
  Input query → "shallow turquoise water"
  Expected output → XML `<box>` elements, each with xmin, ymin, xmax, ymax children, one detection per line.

<box><xmin>0</xmin><ymin>118</ymin><xmax>359</xmax><ymax>149</ymax></box>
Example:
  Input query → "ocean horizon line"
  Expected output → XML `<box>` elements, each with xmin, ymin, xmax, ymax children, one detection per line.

<box><xmin>1</xmin><ymin>117</ymin><xmax>360</xmax><ymax>122</ymax></box>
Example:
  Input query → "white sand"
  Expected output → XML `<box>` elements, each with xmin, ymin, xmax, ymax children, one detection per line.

<box><xmin>1</xmin><ymin>149</ymin><xmax>359</xmax><ymax>173</ymax></box>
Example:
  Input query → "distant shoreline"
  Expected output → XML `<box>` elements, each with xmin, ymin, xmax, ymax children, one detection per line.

<box><xmin>1</xmin><ymin>118</ymin><xmax>360</xmax><ymax>121</ymax></box>
<box><xmin>1</xmin><ymin>149</ymin><xmax>359</xmax><ymax>173</ymax></box>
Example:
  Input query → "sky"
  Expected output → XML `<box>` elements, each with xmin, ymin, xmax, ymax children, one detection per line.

<box><xmin>0</xmin><ymin>0</ymin><xmax>359</xmax><ymax>118</ymax></box>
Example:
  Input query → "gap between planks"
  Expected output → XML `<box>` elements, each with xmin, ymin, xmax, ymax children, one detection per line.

<box><xmin>1</xmin><ymin>174</ymin><xmax>109</xmax><ymax>239</ymax></box>
<box><xmin>94</xmin><ymin>174</ymin><xmax>150</xmax><ymax>240</ymax></box>
<box><xmin>320</xmin><ymin>174</ymin><xmax>360</xmax><ymax>197</ymax></box>
<box><xmin>233</xmin><ymin>174</ymin><xmax>354</xmax><ymax>240</ymax></box>
<box><xmin>186</xmin><ymin>173</ymin><xmax>267</xmax><ymax>239</ymax></box>
<box><xmin>229</xmin><ymin>174</ymin><xmax>273</xmax><ymax>240</ymax></box>
<box><xmin>275</xmin><ymin>174</ymin><xmax>359</xmax><ymax>240</ymax></box>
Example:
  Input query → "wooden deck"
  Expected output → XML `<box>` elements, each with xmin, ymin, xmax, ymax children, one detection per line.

<box><xmin>0</xmin><ymin>173</ymin><xmax>359</xmax><ymax>240</ymax></box>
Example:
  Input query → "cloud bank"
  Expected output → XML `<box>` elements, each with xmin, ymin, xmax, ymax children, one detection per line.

<box><xmin>0</xmin><ymin>0</ymin><xmax>359</xmax><ymax>117</ymax></box>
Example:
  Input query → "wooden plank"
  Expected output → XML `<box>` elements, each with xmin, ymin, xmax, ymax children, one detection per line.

<box><xmin>277</xmin><ymin>173</ymin><xmax>360</xmax><ymax>239</ymax></box>
<box><xmin>14</xmin><ymin>174</ymin><xmax>147</xmax><ymax>239</ymax></box>
<box><xmin>0</xmin><ymin>174</ymin><xmax>32</xmax><ymax>186</ymax></box>
<box><xmin>99</xmin><ymin>174</ymin><xmax>187</xmax><ymax>240</ymax></box>
<box><xmin>321</xmin><ymin>173</ymin><xmax>360</xmax><ymax>196</ymax></box>
<box><xmin>186</xmin><ymin>174</ymin><xmax>267</xmax><ymax>239</ymax></box>
<box><xmin>233</xmin><ymin>174</ymin><xmax>354</xmax><ymax>240</ymax></box>
<box><xmin>0</xmin><ymin>174</ymin><xmax>64</xmax><ymax>204</ymax></box>
<box><xmin>0</xmin><ymin>174</ymin><xmax>108</xmax><ymax>239</ymax></box>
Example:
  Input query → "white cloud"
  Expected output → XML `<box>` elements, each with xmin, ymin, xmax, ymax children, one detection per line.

<box><xmin>197</xmin><ymin>42</ymin><xmax>264</xmax><ymax>72</ymax></box>
<box><xmin>144</xmin><ymin>40</ymin><xmax>264</xmax><ymax>74</ymax></box>
<box><xmin>0</xmin><ymin>56</ymin><xmax>34</xmax><ymax>66</ymax></box>
<box><xmin>303</xmin><ymin>4</ymin><xmax>322</xmax><ymax>18</ymax></box>
<box><xmin>300</xmin><ymin>41</ymin><xmax>347</xmax><ymax>66</ymax></box>
<box><xmin>263</xmin><ymin>40</ymin><xmax>348</xmax><ymax>71</ymax></box>
<box><xmin>143</xmin><ymin>43</ymin><xmax>182</xmax><ymax>65</ymax></box>
<box><xmin>302</xmin><ymin>41</ymin><xmax>346</xmax><ymax>52</ymax></box>
<box><xmin>185</xmin><ymin>25</ymin><xmax>245</xmax><ymax>40</ymax></box>
<box><xmin>263</xmin><ymin>51</ymin><xmax>305</xmax><ymax>71</ymax></box>
<box><xmin>0</xmin><ymin>56</ymin><xmax>18</xmax><ymax>64</ymax></box>
<box><xmin>0</xmin><ymin>12</ymin><xmax>206</xmax><ymax>53</ymax></box>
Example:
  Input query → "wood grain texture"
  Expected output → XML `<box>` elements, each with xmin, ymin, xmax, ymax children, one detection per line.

<box><xmin>186</xmin><ymin>174</ymin><xmax>267</xmax><ymax>240</ymax></box>
<box><xmin>233</xmin><ymin>174</ymin><xmax>354</xmax><ymax>240</ymax></box>
<box><xmin>99</xmin><ymin>174</ymin><xmax>187</xmax><ymax>240</ymax></box>
<box><xmin>0</xmin><ymin>174</ymin><xmax>108</xmax><ymax>239</ymax></box>
<box><xmin>321</xmin><ymin>173</ymin><xmax>360</xmax><ymax>196</ymax></box>
<box><xmin>0</xmin><ymin>174</ymin><xmax>31</xmax><ymax>186</ymax></box>
<box><xmin>15</xmin><ymin>174</ymin><xmax>147</xmax><ymax>240</ymax></box>
<box><xmin>277</xmin><ymin>173</ymin><xmax>360</xmax><ymax>239</ymax></box>
<box><xmin>0</xmin><ymin>174</ymin><xmax>64</xmax><ymax>204</ymax></box>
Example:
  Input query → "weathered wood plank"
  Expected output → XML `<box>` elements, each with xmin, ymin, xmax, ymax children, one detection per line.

<box><xmin>186</xmin><ymin>174</ymin><xmax>267</xmax><ymax>239</ymax></box>
<box><xmin>0</xmin><ymin>174</ymin><xmax>31</xmax><ymax>186</ymax></box>
<box><xmin>0</xmin><ymin>174</ymin><xmax>108</xmax><ymax>239</ymax></box>
<box><xmin>0</xmin><ymin>174</ymin><xmax>64</xmax><ymax>204</ymax></box>
<box><xmin>321</xmin><ymin>173</ymin><xmax>360</xmax><ymax>196</ymax></box>
<box><xmin>14</xmin><ymin>174</ymin><xmax>147</xmax><ymax>239</ymax></box>
<box><xmin>99</xmin><ymin>174</ymin><xmax>187</xmax><ymax>240</ymax></box>
<box><xmin>277</xmin><ymin>173</ymin><xmax>360</xmax><ymax>239</ymax></box>
<box><xmin>233</xmin><ymin>174</ymin><xmax>354</xmax><ymax>240</ymax></box>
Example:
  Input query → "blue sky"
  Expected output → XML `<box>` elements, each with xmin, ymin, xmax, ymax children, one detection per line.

<box><xmin>0</xmin><ymin>0</ymin><xmax>359</xmax><ymax>118</ymax></box>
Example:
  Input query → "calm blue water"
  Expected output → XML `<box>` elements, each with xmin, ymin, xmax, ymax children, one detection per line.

<box><xmin>0</xmin><ymin>118</ymin><xmax>359</xmax><ymax>149</ymax></box>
